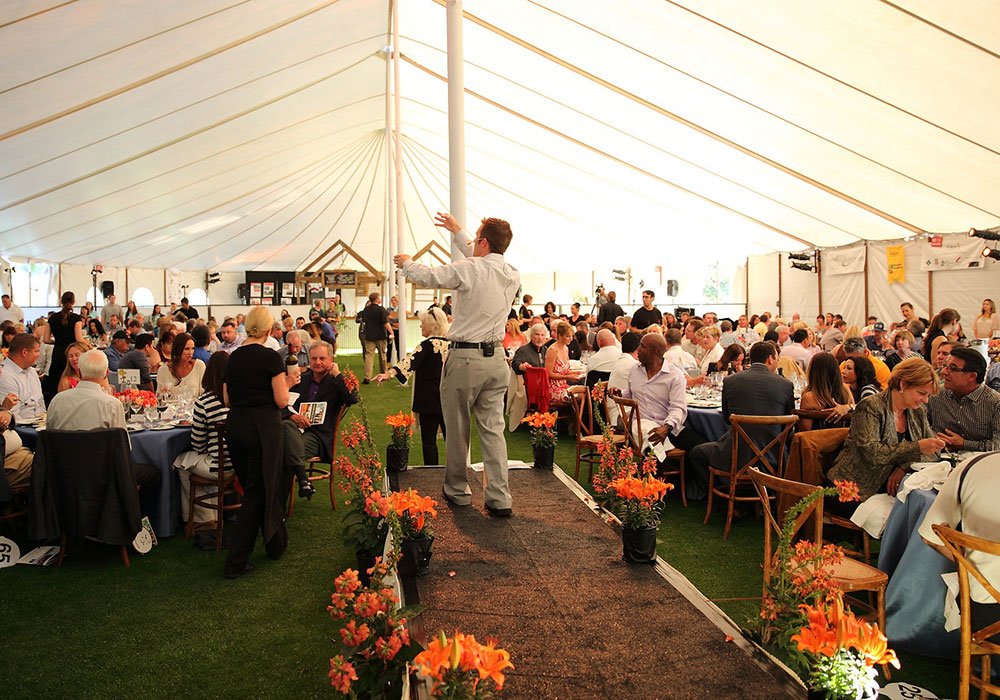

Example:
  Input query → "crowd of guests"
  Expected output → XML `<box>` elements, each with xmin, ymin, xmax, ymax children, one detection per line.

<box><xmin>0</xmin><ymin>293</ymin><xmax>357</xmax><ymax>580</ymax></box>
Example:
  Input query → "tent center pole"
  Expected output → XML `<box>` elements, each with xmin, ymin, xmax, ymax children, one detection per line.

<box><xmin>446</xmin><ymin>0</ymin><xmax>466</xmax><ymax>263</ymax></box>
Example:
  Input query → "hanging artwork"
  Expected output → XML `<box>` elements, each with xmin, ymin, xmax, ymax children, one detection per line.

<box><xmin>824</xmin><ymin>245</ymin><xmax>866</xmax><ymax>276</ymax></box>
<box><xmin>921</xmin><ymin>235</ymin><xmax>989</xmax><ymax>270</ymax></box>
<box><xmin>886</xmin><ymin>246</ymin><xmax>905</xmax><ymax>284</ymax></box>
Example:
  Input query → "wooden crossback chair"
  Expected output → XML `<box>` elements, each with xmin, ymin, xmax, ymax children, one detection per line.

<box><xmin>932</xmin><ymin>524</ymin><xmax>1000</xmax><ymax>700</ymax></box>
<box><xmin>185</xmin><ymin>422</ymin><xmax>240</xmax><ymax>552</ymax></box>
<box><xmin>288</xmin><ymin>404</ymin><xmax>350</xmax><ymax>516</ymax></box>
<box><xmin>609</xmin><ymin>395</ymin><xmax>686</xmax><ymax>506</ymax></box>
<box><xmin>748</xmin><ymin>468</ymin><xmax>887</xmax><ymax>639</ymax></box>
<box><xmin>705</xmin><ymin>414</ymin><xmax>798</xmax><ymax>539</ymax></box>
<box><xmin>0</xmin><ymin>484</ymin><xmax>30</xmax><ymax>531</ymax></box>
<box><xmin>567</xmin><ymin>386</ymin><xmax>625</xmax><ymax>483</ymax></box>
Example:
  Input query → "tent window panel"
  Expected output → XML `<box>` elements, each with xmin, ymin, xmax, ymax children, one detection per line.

<box><xmin>187</xmin><ymin>288</ymin><xmax>208</xmax><ymax>306</ymax></box>
<box><xmin>131</xmin><ymin>287</ymin><xmax>155</xmax><ymax>308</ymax></box>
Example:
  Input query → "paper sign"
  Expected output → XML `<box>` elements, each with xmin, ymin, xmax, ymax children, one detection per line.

<box><xmin>299</xmin><ymin>402</ymin><xmax>328</xmax><ymax>425</ymax></box>
<box><xmin>118</xmin><ymin>369</ymin><xmax>141</xmax><ymax>387</ymax></box>
<box><xmin>886</xmin><ymin>245</ymin><xmax>905</xmax><ymax>284</ymax></box>
<box><xmin>133</xmin><ymin>516</ymin><xmax>158</xmax><ymax>555</ymax></box>
<box><xmin>16</xmin><ymin>545</ymin><xmax>60</xmax><ymax>566</ymax></box>
<box><xmin>0</xmin><ymin>536</ymin><xmax>20</xmax><ymax>568</ymax></box>
<box><xmin>879</xmin><ymin>682</ymin><xmax>939</xmax><ymax>699</ymax></box>
<box><xmin>262</xmin><ymin>282</ymin><xmax>274</xmax><ymax>297</ymax></box>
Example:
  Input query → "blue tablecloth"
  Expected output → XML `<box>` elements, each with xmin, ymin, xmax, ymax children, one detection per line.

<box><xmin>14</xmin><ymin>425</ymin><xmax>191</xmax><ymax>538</ymax></box>
<box><xmin>877</xmin><ymin>486</ymin><xmax>959</xmax><ymax>659</ymax></box>
<box><xmin>686</xmin><ymin>407</ymin><xmax>727</xmax><ymax>441</ymax></box>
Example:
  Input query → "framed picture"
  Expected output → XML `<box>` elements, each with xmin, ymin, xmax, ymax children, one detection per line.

<box><xmin>324</xmin><ymin>270</ymin><xmax>356</xmax><ymax>287</ymax></box>
<box><xmin>250</xmin><ymin>283</ymin><xmax>262</xmax><ymax>298</ymax></box>
<box><xmin>281</xmin><ymin>282</ymin><xmax>294</xmax><ymax>296</ymax></box>
<box><xmin>262</xmin><ymin>282</ymin><xmax>275</xmax><ymax>298</ymax></box>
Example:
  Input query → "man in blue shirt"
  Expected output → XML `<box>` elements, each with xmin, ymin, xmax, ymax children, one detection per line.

<box><xmin>104</xmin><ymin>331</ymin><xmax>130</xmax><ymax>372</ymax></box>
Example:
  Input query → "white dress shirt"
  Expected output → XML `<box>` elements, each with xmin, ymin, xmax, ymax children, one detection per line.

<box><xmin>0</xmin><ymin>357</ymin><xmax>45</xmax><ymax>423</ymax></box>
<box><xmin>264</xmin><ymin>336</ymin><xmax>281</xmax><ymax>351</ymax></box>
<box><xmin>664</xmin><ymin>345</ymin><xmax>697</xmax><ymax>371</ymax></box>
<box><xmin>587</xmin><ymin>345</ymin><xmax>622</xmax><ymax>373</ymax></box>
<box><xmin>606</xmin><ymin>353</ymin><xmax>639</xmax><ymax>428</ymax></box>
<box><xmin>0</xmin><ymin>303</ymin><xmax>24</xmax><ymax>325</ymax></box>
<box><xmin>47</xmin><ymin>380</ymin><xmax>126</xmax><ymax>431</ymax></box>
<box><xmin>401</xmin><ymin>230</ymin><xmax>520</xmax><ymax>343</ymax></box>
<box><xmin>780</xmin><ymin>342</ymin><xmax>815</xmax><ymax>370</ymax></box>
<box><xmin>622</xmin><ymin>361</ymin><xmax>688</xmax><ymax>435</ymax></box>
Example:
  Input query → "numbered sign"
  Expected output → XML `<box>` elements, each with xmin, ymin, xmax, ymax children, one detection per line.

<box><xmin>0</xmin><ymin>536</ymin><xmax>21</xmax><ymax>568</ymax></box>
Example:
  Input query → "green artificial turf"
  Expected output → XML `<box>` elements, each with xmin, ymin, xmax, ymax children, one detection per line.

<box><xmin>1</xmin><ymin>358</ymin><xmax>957</xmax><ymax>697</ymax></box>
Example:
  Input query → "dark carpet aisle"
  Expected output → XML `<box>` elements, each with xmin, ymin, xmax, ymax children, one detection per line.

<box><xmin>396</xmin><ymin>466</ymin><xmax>797</xmax><ymax>699</ymax></box>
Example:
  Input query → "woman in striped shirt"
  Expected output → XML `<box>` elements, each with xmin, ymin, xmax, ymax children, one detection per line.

<box><xmin>173</xmin><ymin>351</ymin><xmax>230</xmax><ymax>523</ymax></box>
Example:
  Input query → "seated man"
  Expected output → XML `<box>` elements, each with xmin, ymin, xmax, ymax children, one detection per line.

<box><xmin>279</xmin><ymin>330</ymin><xmax>309</xmax><ymax>368</ymax></box>
<box><xmin>1</xmin><ymin>402</ymin><xmax>33</xmax><ymax>495</ymax></box>
<box><xmin>688</xmin><ymin>341</ymin><xmax>795</xmax><ymax>501</ymax></box>
<box><xmin>281</xmin><ymin>341</ymin><xmax>356</xmax><ymax>498</ymax></box>
<box><xmin>663</xmin><ymin>328</ymin><xmax>697</xmax><ymax>372</ymax></box>
<box><xmin>47</xmin><ymin>350</ymin><xmax>160</xmax><ymax>489</ymax></box>
<box><xmin>119</xmin><ymin>333</ymin><xmax>159</xmax><ymax>391</ymax></box>
<box><xmin>586</xmin><ymin>328</ymin><xmax>621</xmax><ymax>376</ymax></box>
<box><xmin>930</xmin><ymin>347</ymin><xmax>1000</xmax><ymax>452</ymax></box>
<box><xmin>0</xmin><ymin>333</ymin><xmax>45</xmax><ymax>424</ymax></box>
<box><xmin>103</xmin><ymin>331</ymin><xmax>130</xmax><ymax>373</ymax></box>
<box><xmin>511</xmin><ymin>324</ymin><xmax>548</xmax><ymax>376</ymax></box>
<box><xmin>606</xmin><ymin>332</ymin><xmax>641</xmax><ymax>428</ymax></box>
<box><xmin>616</xmin><ymin>333</ymin><xmax>704</xmax><ymax>458</ymax></box>
<box><xmin>779</xmin><ymin>328</ymin><xmax>815</xmax><ymax>370</ymax></box>
<box><xmin>218</xmin><ymin>319</ymin><xmax>242</xmax><ymax>354</ymax></box>
<box><xmin>841</xmin><ymin>337</ymin><xmax>890</xmax><ymax>389</ymax></box>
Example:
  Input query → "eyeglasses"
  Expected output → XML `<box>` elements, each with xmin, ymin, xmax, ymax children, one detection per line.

<box><xmin>944</xmin><ymin>363</ymin><xmax>974</xmax><ymax>373</ymax></box>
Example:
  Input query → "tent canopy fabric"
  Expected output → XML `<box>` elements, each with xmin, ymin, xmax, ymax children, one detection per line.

<box><xmin>1</xmin><ymin>0</ymin><xmax>997</xmax><ymax>273</ymax></box>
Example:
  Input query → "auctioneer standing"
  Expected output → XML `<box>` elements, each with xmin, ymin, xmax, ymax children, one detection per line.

<box><xmin>394</xmin><ymin>212</ymin><xmax>520</xmax><ymax>518</ymax></box>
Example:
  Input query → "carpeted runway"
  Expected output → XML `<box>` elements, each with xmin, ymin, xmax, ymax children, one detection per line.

<box><xmin>396</xmin><ymin>465</ymin><xmax>798</xmax><ymax>699</ymax></box>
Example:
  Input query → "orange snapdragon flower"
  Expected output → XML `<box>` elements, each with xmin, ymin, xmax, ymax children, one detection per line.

<box><xmin>521</xmin><ymin>412</ymin><xmax>557</xmax><ymax>429</ymax></box>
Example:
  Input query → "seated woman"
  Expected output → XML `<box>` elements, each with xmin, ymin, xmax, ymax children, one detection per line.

<box><xmin>157</xmin><ymin>332</ymin><xmax>206</xmax><ymax>397</ymax></box>
<box><xmin>798</xmin><ymin>352</ymin><xmax>853</xmax><ymax>430</ymax></box>
<box><xmin>57</xmin><ymin>341</ymin><xmax>94</xmax><ymax>393</ymax></box>
<box><xmin>172</xmin><ymin>352</ymin><xmax>231</xmax><ymax>523</ymax></box>
<box><xmin>374</xmin><ymin>308</ymin><xmax>449</xmax><ymax>465</ymax></box>
<box><xmin>86</xmin><ymin>318</ymin><xmax>109</xmax><ymax>348</ymax></box>
<box><xmin>1</xmin><ymin>325</ymin><xmax>16</xmax><ymax>349</ymax></box>
<box><xmin>828</xmin><ymin>357</ymin><xmax>945</xmax><ymax>501</ymax></box>
<box><xmin>697</xmin><ymin>326</ymin><xmax>724</xmax><ymax>374</ymax></box>
<box><xmin>575</xmin><ymin>329</ymin><xmax>593</xmax><ymax>365</ymax></box>
<box><xmin>713</xmin><ymin>343</ymin><xmax>745</xmax><ymax>375</ymax></box>
<box><xmin>544</xmin><ymin>321</ymin><xmax>584</xmax><ymax>402</ymax></box>
<box><xmin>512</xmin><ymin>323</ymin><xmax>549</xmax><ymax>376</ymax></box>
<box><xmin>502</xmin><ymin>318</ymin><xmax>526</xmax><ymax>355</ymax></box>
<box><xmin>841</xmin><ymin>355</ymin><xmax>879</xmax><ymax>404</ymax></box>
<box><xmin>884</xmin><ymin>329</ymin><xmax>917</xmax><ymax>370</ymax></box>
<box><xmin>157</xmin><ymin>328</ymin><xmax>176</xmax><ymax>365</ymax></box>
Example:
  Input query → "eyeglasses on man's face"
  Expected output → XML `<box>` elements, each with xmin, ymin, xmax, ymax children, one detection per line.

<box><xmin>944</xmin><ymin>363</ymin><xmax>974</xmax><ymax>373</ymax></box>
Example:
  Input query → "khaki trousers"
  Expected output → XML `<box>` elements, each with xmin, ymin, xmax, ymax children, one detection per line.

<box><xmin>363</xmin><ymin>339</ymin><xmax>387</xmax><ymax>380</ymax></box>
<box><xmin>440</xmin><ymin>347</ymin><xmax>512</xmax><ymax>509</ymax></box>
<box><xmin>4</xmin><ymin>448</ymin><xmax>33</xmax><ymax>490</ymax></box>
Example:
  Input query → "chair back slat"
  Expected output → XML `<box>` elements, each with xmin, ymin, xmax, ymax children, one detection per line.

<box><xmin>567</xmin><ymin>386</ymin><xmax>594</xmax><ymax>437</ymax></box>
<box><xmin>932</xmin><ymin>525</ymin><xmax>1000</xmax><ymax>605</ymax></box>
<box><xmin>610</xmin><ymin>396</ymin><xmax>642</xmax><ymax>459</ymax></box>
<box><xmin>748</xmin><ymin>467</ymin><xmax>824</xmax><ymax>588</ymax></box>
<box><xmin>729</xmin><ymin>414</ymin><xmax>798</xmax><ymax>478</ymax></box>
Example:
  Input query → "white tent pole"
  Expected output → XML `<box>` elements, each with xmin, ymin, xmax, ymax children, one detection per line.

<box><xmin>385</xmin><ymin>43</ymin><xmax>396</xmax><ymax>305</ymax></box>
<box><xmin>393</xmin><ymin>0</ymin><xmax>407</xmax><ymax>356</ymax></box>
<box><xmin>446</xmin><ymin>0</ymin><xmax>466</xmax><ymax>262</ymax></box>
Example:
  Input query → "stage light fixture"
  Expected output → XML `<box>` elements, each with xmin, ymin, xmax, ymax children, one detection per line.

<box><xmin>787</xmin><ymin>252</ymin><xmax>813</xmax><ymax>261</ymax></box>
<box><xmin>982</xmin><ymin>247</ymin><xmax>1000</xmax><ymax>261</ymax></box>
<box><xmin>790</xmin><ymin>262</ymin><xmax>815</xmax><ymax>272</ymax></box>
<box><xmin>969</xmin><ymin>228</ymin><xmax>1000</xmax><ymax>241</ymax></box>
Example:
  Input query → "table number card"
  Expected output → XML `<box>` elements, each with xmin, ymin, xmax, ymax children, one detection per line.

<box><xmin>118</xmin><ymin>369</ymin><xmax>141</xmax><ymax>387</ymax></box>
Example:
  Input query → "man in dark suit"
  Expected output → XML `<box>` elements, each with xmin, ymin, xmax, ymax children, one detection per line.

<box><xmin>597</xmin><ymin>290</ymin><xmax>624</xmax><ymax>325</ymax></box>
<box><xmin>281</xmin><ymin>341</ymin><xmax>357</xmax><ymax>498</ymax></box>
<box><xmin>688</xmin><ymin>341</ymin><xmax>795</xmax><ymax>500</ymax></box>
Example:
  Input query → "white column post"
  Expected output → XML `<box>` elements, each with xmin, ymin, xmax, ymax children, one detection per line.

<box><xmin>385</xmin><ymin>43</ymin><xmax>396</xmax><ymax>304</ymax></box>
<box><xmin>393</xmin><ymin>0</ymin><xmax>408</xmax><ymax>354</ymax></box>
<box><xmin>446</xmin><ymin>0</ymin><xmax>466</xmax><ymax>263</ymax></box>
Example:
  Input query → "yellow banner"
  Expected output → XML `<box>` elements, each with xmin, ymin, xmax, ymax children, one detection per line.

<box><xmin>887</xmin><ymin>245</ymin><xmax>905</xmax><ymax>284</ymax></box>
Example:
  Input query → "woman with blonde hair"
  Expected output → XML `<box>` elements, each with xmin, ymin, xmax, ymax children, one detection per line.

<box><xmin>544</xmin><ymin>321</ymin><xmax>583</xmax><ymax>401</ymax></box>
<box><xmin>58</xmin><ymin>341</ymin><xmax>94</xmax><ymax>392</ymax></box>
<box><xmin>375</xmin><ymin>307</ymin><xmax>450</xmax><ymax>465</ymax></box>
<box><xmin>828</xmin><ymin>357</ymin><xmax>945</xmax><ymax>502</ymax></box>
<box><xmin>501</xmin><ymin>318</ymin><xmax>527</xmax><ymax>354</ymax></box>
<box><xmin>222</xmin><ymin>306</ymin><xmax>299</xmax><ymax>579</ymax></box>
<box><xmin>973</xmin><ymin>298</ymin><xmax>999</xmax><ymax>339</ymax></box>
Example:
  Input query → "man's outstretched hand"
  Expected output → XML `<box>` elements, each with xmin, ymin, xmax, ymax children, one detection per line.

<box><xmin>393</xmin><ymin>254</ymin><xmax>411</xmax><ymax>269</ymax></box>
<box><xmin>434</xmin><ymin>212</ymin><xmax>462</xmax><ymax>233</ymax></box>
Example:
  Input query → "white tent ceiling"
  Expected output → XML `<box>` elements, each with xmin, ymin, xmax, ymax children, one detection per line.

<box><xmin>1</xmin><ymin>0</ymin><xmax>997</xmax><ymax>273</ymax></box>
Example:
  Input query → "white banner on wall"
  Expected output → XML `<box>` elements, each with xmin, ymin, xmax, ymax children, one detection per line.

<box><xmin>920</xmin><ymin>236</ymin><xmax>989</xmax><ymax>271</ymax></box>
<box><xmin>824</xmin><ymin>245</ymin><xmax>866</xmax><ymax>276</ymax></box>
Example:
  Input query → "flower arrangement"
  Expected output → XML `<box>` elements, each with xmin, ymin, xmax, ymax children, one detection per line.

<box><xmin>114</xmin><ymin>388</ymin><xmax>157</xmax><ymax>408</ymax></box>
<box><xmin>792</xmin><ymin>593</ymin><xmax>899</xmax><ymax>699</ymax></box>
<box><xmin>365</xmin><ymin>488</ymin><xmax>438</xmax><ymax>541</ymax></box>
<box><xmin>327</xmin><ymin>561</ymin><xmax>423</xmax><ymax>699</ymax></box>
<box><xmin>336</xmin><ymin>414</ymin><xmax>388</xmax><ymax>555</ymax></box>
<box><xmin>605</xmin><ymin>475</ymin><xmax>672</xmax><ymax>529</ymax></box>
<box><xmin>520</xmin><ymin>411</ymin><xmax>558</xmax><ymax>449</ymax></box>
<box><xmin>385</xmin><ymin>412</ymin><xmax>415</xmax><ymax>450</ymax></box>
<box><xmin>413</xmin><ymin>631</ymin><xmax>514</xmax><ymax>699</ymax></box>
<box><xmin>342</xmin><ymin>368</ymin><xmax>361</xmax><ymax>395</ymax></box>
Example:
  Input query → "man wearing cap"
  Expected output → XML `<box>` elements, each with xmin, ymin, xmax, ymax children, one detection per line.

<box><xmin>865</xmin><ymin>322</ymin><xmax>891</xmax><ymax>353</ymax></box>
<box><xmin>119</xmin><ymin>333</ymin><xmax>159</xmax><ymax>391</ymax></box>
<box><xmin>841</xmin><ymin>337</ymin><xmax>891</xmax><ymax>389</ymax></box>
<box><xmin>395</xmin><ymin>212</ymin><xmax>520</xmax><ymax>518</ymax></box>
<box><xmin>104</xmin><ymin>331</ymin><xmax>131</xmax><ymax>373</ymax></box>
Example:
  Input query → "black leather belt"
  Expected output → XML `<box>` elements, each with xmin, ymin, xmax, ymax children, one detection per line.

<box><xmin>450</xmin><ymin>341</ymin><xmax>500</xmax><ymax>349</ymax></box>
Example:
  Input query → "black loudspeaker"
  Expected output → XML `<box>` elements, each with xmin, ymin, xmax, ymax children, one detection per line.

<box><xmin>237</xmin><ymin>283</ymin><xmax>249</xmax><ymax>301</ymax></box>
<box><xmin>674</xmin><ymin>306</ymin><xmax>695</xmax><ymax>318</ymax></box>
<box><xmin>100</xmin><ymin>280</ymin><xmax>114</xmax><ymax>298</ymax></box>
<box><xmin>666</xmin><ymin>279</ymin><xmax>679</xmax><ymax>296</ymax></box>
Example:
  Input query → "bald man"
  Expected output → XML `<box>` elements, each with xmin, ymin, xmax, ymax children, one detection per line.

<box><xmin>586</xmin><ymin>328</ymin><xmax>622</xmax><ymax>374</ymax></box>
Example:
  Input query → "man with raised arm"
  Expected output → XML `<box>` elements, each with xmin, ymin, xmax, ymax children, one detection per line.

<box><xmin>394</xmin><ymin>212</ymin><xmax>520</xmax><ymax>518</ymax></box>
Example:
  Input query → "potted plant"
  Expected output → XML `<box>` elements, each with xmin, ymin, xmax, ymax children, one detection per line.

<box><xmin>413</xmin><ymin>631</ymin><xmax>514</xmax><ymax>699</ymax></box>
<box><xmin>336</xmin><ymin>414</ymin><xmax>389</xmax><ymax>584</ymax></box>
<box><xmin>605</xmin><ymin>474</ymin><xmax>672</xmax><ymax>564</ymax></box>
<box><xmin>327</xmin><ymin>560</ymin><xmax>423</xmax><ymax>699</ymax></box>
<box><xmin>520</xmin><ymin>412</ymin><xmax>558</xmax><ymax>469</ymax></box>
<box><xmin>384</xmin><ymin>412</ymin><xmax>415</xmax><ymax>472</ymax></box>
<box><xmin>384</xmin><ymin>488</ymin><xmax>438</xmax><ymax>578</ymax></box>
<box><xmin>791</xmin><ymin>594</ymin><xmax>899</xmax><ymax>699</ymax></box>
